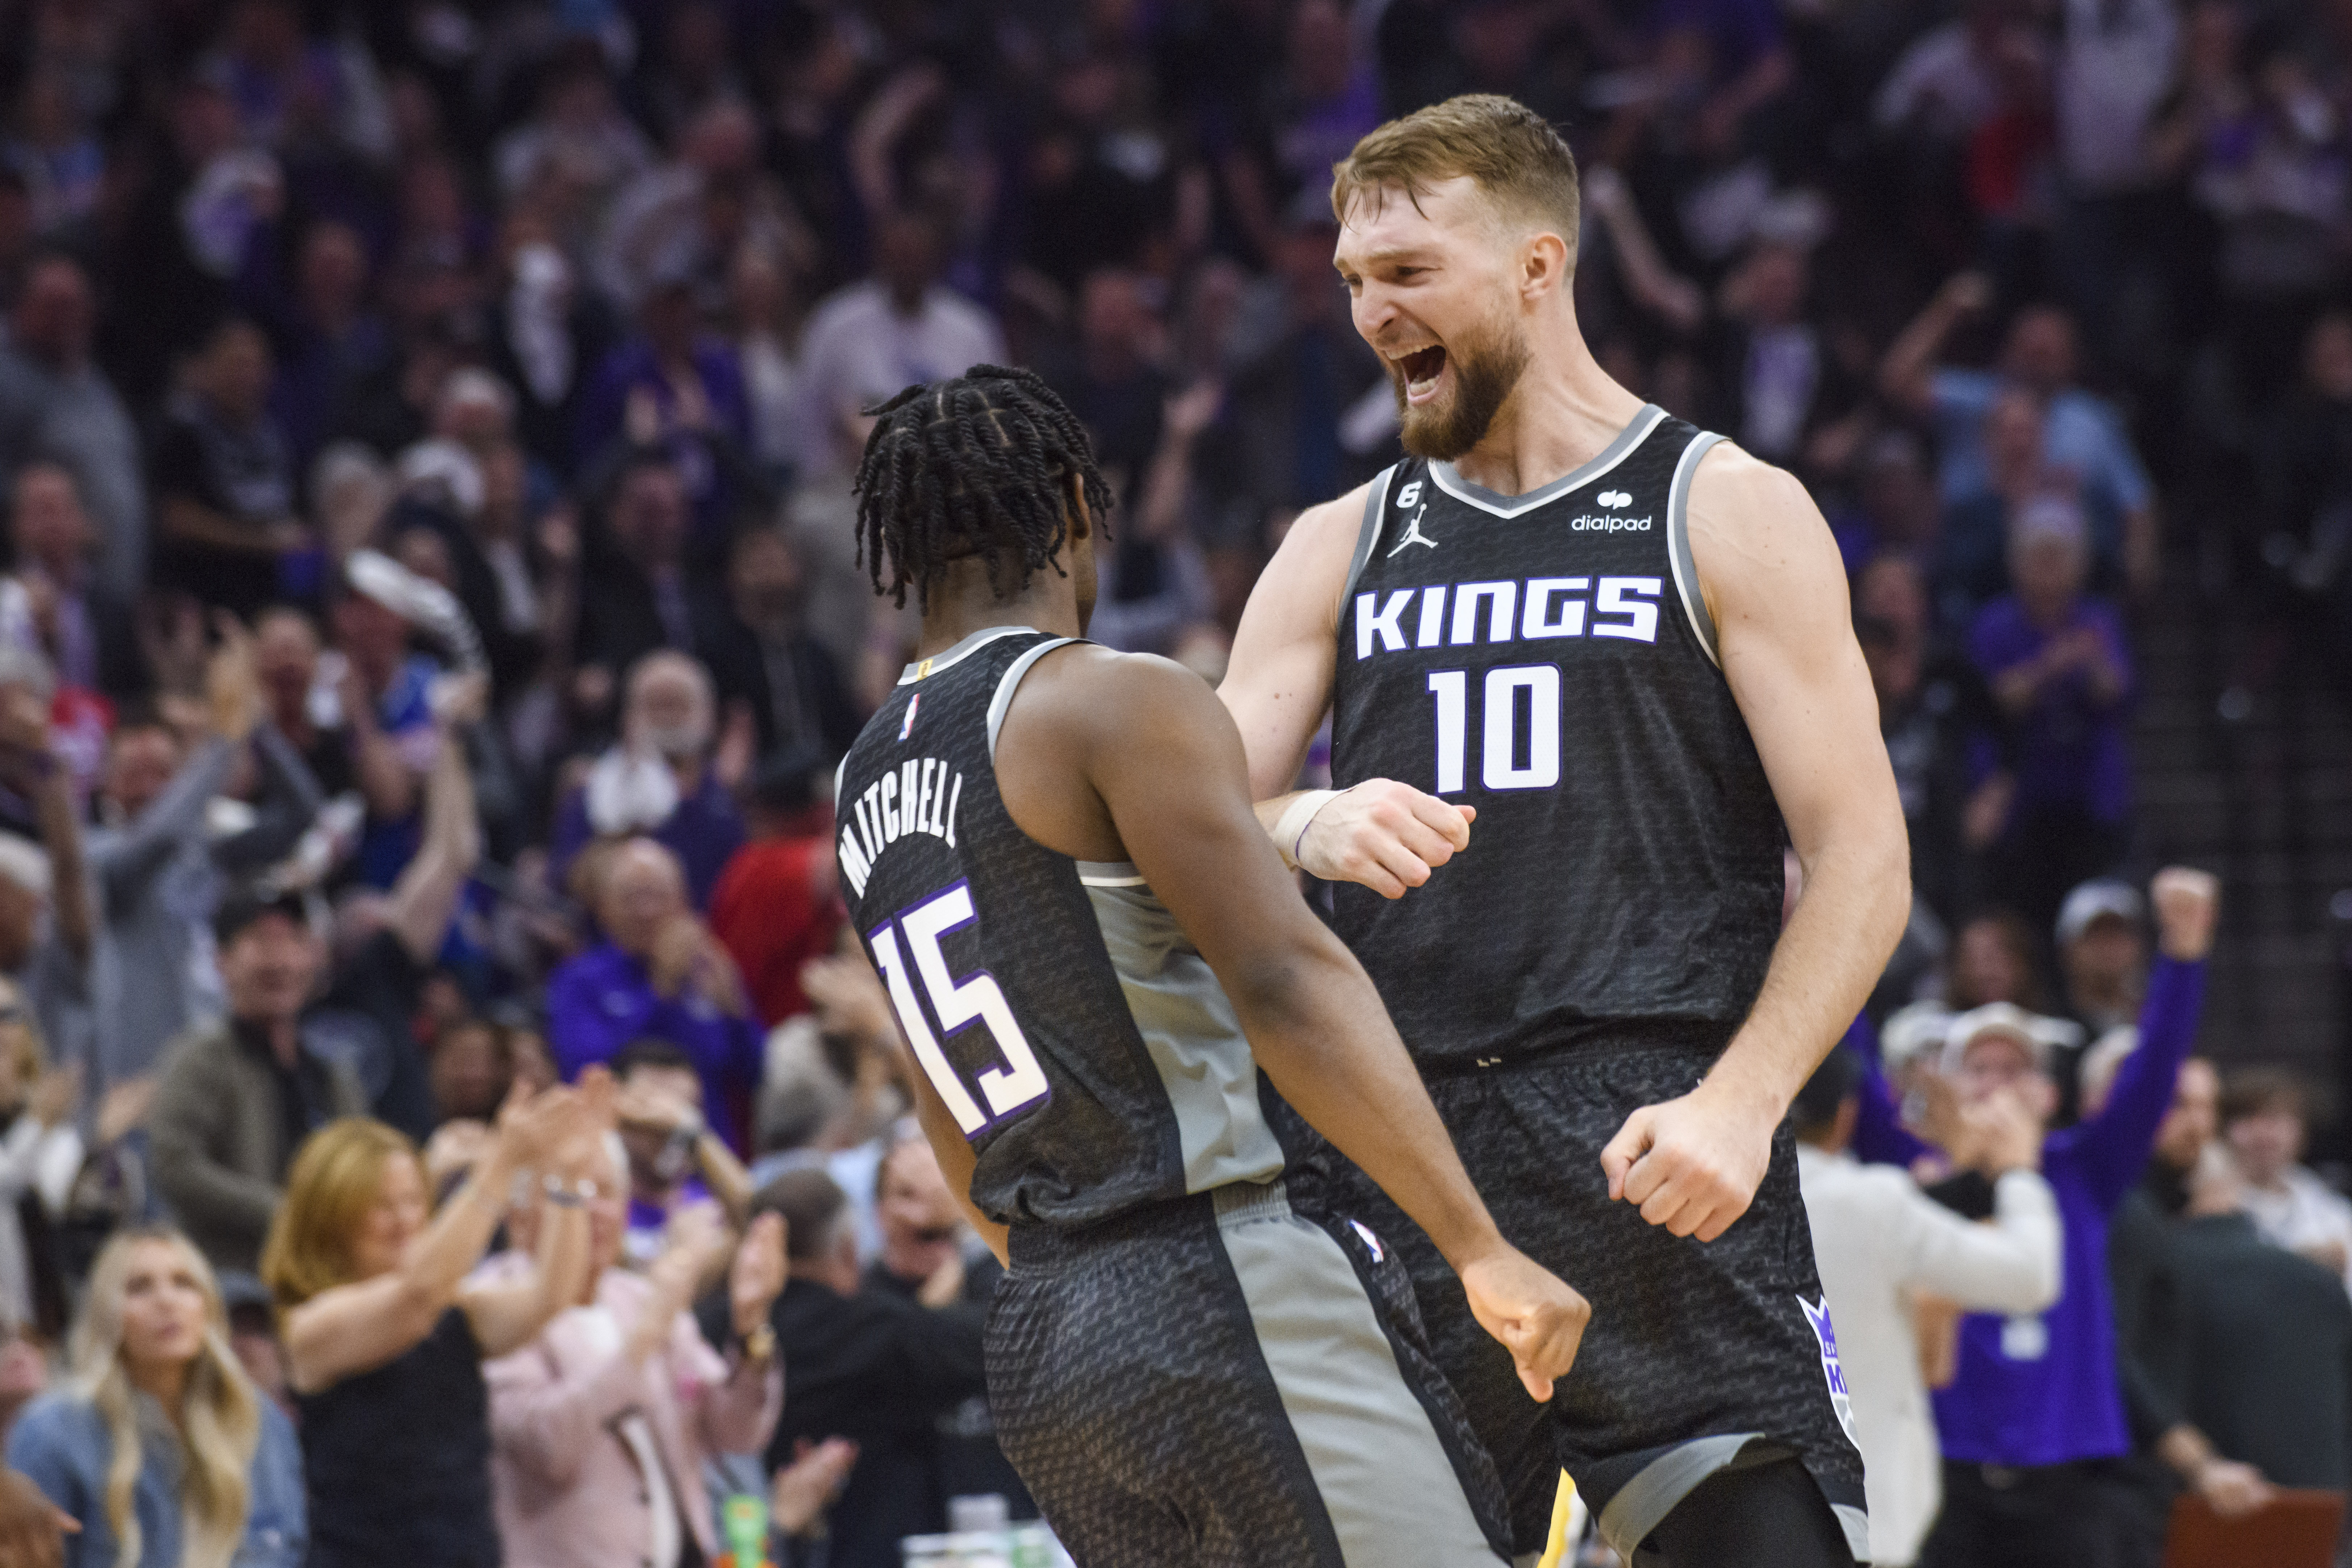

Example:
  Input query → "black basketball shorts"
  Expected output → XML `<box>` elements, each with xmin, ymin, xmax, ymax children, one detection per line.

<box><xmin>1303</xmin><ymin>1040</ymin><xmax>1869</xmax><ymax>1563</ymax></box>
<box><xmin>985</xmin><ymin>1180</ymin><xmax>1514</xmax><ymax>1568</ymax></box>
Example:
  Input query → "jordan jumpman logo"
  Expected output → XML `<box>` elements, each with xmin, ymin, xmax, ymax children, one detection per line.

<box><xmin>1387</xmin><ymin>504</ymin><xmax>1439</xmax><ymax>555</ymax></box>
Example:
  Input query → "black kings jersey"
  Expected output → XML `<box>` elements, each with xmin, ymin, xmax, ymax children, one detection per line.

<box><xmin>837</xmin><ymin>626</ymin><xmax>1285</xmax><ymax>1229</ymax></box>
<box><xmin>1330</xmin><ymin>405</ymin><xmax>1784</xmax><ymax>1067</ymax></box>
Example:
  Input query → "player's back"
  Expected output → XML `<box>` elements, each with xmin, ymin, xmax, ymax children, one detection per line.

<box><xmin>837</xmin><ymin>625</ymin><xmax>1286</xmax><ymax>1229</ymax></box>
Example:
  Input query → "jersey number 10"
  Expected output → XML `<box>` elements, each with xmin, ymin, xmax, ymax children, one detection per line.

<box><xmin>1426</xmin><ymin>665</ymin><xmax>1565</xmax><ymax>793</ymax></box>
<box><xmin>867</xmin><ymin>881</ymin><xmax>1052</xmax><ymax>1137</ymax></box>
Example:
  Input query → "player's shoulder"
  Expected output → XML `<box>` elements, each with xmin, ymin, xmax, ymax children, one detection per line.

<box><xmin>1685</xmin><ymin>439</ymin><xmax>1839</xmax><ymax>587</ymax></box>
<box><xmin>1688</xmin><ymin>438</ymin><xmax>1818</xmax><ymax>524</ymax></box>
<box><xmin>1238</xmin><ymin>475</ymin><xmax>1389</xmax><ymax>638</ymax></box>
<box><xmin>1275</xmin><ymin>476</ymin><xmax>1385</xmax><ymax>576</ymax></box>
<box><xmin>1014</xmin><ymin>643</ymin><xmax>1225</xmax><ymax>740</ymax></box>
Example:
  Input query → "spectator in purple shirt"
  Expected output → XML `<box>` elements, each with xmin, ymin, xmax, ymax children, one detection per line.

<box><xmin>572</xmin><ymin>269</ymin><xmax>755</xmax><ymax>554</ymax></box>
<box><xmin>1861</xmin><ymin>868</ymin><xmax>2214</xmax><ymax>1568</ymax></box>
<box><xmin>547</xmin><ymin>837</ymin><xmax>762</xmax><ymax>1152</ymax></box>
<box><xmin>1968</xmin><ymin>492</ymin><xmax>2134</xmax><ymax>936</ymax></box>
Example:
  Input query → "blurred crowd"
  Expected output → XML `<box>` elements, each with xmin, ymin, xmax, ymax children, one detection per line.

<box><xmin>0</xmin><ymin>0</ymin><xmax>2323</xmax><ymax>1565</ymax></box>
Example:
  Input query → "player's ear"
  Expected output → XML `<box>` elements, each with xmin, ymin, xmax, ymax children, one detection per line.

<box><xmin>1521</xmin><ymin>231</ymin><xmax>1571</xmax><ymax>302</ymax></box>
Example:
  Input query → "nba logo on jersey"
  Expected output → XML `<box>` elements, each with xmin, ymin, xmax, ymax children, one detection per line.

<box><xmin>899</xmin><ymin>694</ymin><xmax>921</xmax><ymax>741</ymax></box>
<box><xmin>1798</xmin><ymin>1296</ymin><xmax>1859</xmax><ymax>1449</ymax></box>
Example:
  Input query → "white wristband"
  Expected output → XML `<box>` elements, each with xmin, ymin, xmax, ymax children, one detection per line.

<box><xmin>1272</xmin><ymin>789</ymin><xmax>1344</xmax><ymax>871</ymax></box>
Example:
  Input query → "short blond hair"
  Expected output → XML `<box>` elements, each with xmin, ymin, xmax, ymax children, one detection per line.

<box><xmin>1330</xmin><ymin>94</ymin><xmax>1580</xmax><ymax>246</ymax></box>
<box><xmin>260</xmin><ymin>1117</ymin><xmax>421</xmax><ymax>1310</ymax></box>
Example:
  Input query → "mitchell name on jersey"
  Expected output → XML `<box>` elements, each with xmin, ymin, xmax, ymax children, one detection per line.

<box><xmin>838</xmin><ymin>753</ymin><xmax>965</xmax><ymax>899</ymax></box>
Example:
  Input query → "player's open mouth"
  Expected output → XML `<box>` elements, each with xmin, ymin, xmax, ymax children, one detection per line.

<box><xmin>1396</xmin><ymin>345</ymin><xmax>1447</xmax><ymax>404</ymax></box>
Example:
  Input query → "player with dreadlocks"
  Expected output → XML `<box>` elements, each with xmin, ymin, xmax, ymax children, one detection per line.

<box><xmin>834</xmin><ymin>364</ymin><xmax>1588</xmax><ymax>1568</ymax></box>
<box><xmin>855</xmin><ymin>364</ymin><xmax>1113</xmax><ymax>609</ymax></box>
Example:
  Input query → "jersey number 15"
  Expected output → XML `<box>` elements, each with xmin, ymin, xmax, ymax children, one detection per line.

<box><xmin>867</xmin><ymin>881</ymin><xmax>1051</xmax><ymax>1137</ymax></box>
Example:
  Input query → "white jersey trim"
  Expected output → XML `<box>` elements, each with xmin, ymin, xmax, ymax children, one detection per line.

<box><xmin>985</xmin><ymin>637</ymin><xmax>1081</xmax><ymax>761</ymax></box>
<box><xmin>1338</xmin><ymin>465</ymin><xmax>1397</xmax><ymax>608</ymax></box>
<box><xmin>1666</xmin><ymin>430</ymin><xmax>1727</xmax><ymax>669</ymax></box>
<box><xmin>1427</xmin><ymin>404</ymin><xmax>1667</xmax><ymax>519</ymax></box>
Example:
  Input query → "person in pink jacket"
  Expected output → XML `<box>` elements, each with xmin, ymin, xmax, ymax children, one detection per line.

<box><xmin>480</xmin><ymin>1135</ymin><xmax>785</xmax><ymax>1568</ymax></box>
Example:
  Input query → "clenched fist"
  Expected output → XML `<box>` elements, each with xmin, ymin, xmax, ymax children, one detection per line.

<box><xmin>2151</xmin><ymin>867</ymin><xmax>2219</xmax><ymax>963</ymax></box>
<box><xmin>1600</xmin><ymin>1081</ymin><xmax>1781</xmax><ymax>1242</ymax></box>
<box><xmin>1296</xmin><ymin>779</ymin><xmax>1477</xmax><ymax>898</ymax></box>
<box><xmin>1458</xmin><ymin>1245</ymin><xmax>1591</xmax><ymax>1401</ymax></box>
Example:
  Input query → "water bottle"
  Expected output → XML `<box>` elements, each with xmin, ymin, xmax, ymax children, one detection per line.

<box><xmin>946</xmin><ymin>1495</ymin><xmax>1010</xmax><ymax>1535</ymax></box>
<box><xmin>720</xmin><ymin>1492</ymin><xmax>768</xmax><ymax>1568</ymax></box>
<box><xmin>1007</xmin><ymin>1522</ymin><xmax>1059</xmax><ymax>1568</ymax></box>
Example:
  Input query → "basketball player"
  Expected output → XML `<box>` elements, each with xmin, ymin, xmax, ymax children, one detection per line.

<box><xmin>835</xmin><ymin>365</ymin><xmax>1591</xmax><ymax>1568</ymax></box>
<box><xmin>1218</xmin><ymin>97</ymin><xmax>1911</xmax><ymax>1567</ymax></box>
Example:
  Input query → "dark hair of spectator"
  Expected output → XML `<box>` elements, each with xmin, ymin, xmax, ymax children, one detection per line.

<box><xmin>747</xmin><ymin>745</ymin><xmax>826</xmax><ymax>818</ymax></box>
<box><xmin>1791</xmin><ymin>1048</ymin><xmax>1862</xmax><ymax>1140</ymax></box>
<box><xmin>2220</xmin><ymin>1066</ymin><xmax>2313</xmax><ymax>1128</ymax></box>
<box><xmin>609</xmin><ymin>1037</ymin><xmax>696</xmax><ymax>1081</ymax></box>
<box><xmin>851</xmin><ymin>364</ymin><xmax>1113</xmax><ymax>610</ymax></box>
<box><xmin>752</xmin><ymin>1169</ymin><xmax>850</xmax><ymax>1264</ymax></box>
<box><xmin>1953</xmin><ymin>910</ymin><xmax>2051</xmax><ymax>1013</ymax></box>
<box><xmin>211</xmin><ymin>887</ymin><xmax>310</xmax><ymax>950</ymax></box>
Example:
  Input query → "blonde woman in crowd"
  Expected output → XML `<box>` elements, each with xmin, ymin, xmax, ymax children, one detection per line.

<box><xmin>259</xmin><ymin>1076</ymin><xmax>609</xmax><ymax>1568</ymax></box>
<box><xmin>5</xmin><ymin>1227</ymin><xmax>304</xmax><ymax>1567</ymax></box>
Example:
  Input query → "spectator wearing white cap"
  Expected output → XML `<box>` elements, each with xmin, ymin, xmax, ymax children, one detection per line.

<box><xmin>2045</xmin><ymin>879</ymin><xmax>2151</xmax><ymax>1123</ymax></box>
<box><xmin>2056</xmin><ymin>878</ymin><xmax>2146</xmax><ymax>1030</ymax></box>
<box><xmin>1913</xmin><ymin>869</ymin><xmax>2216</xmax><ymax>1568</ymax></box>
<box><xmin>1795</xmin><ymin>1047</ymin><xmax>2060</xmax><ymax>1566</ymax></box>
<box><xmin>1847</xmin><ymin>1002</ymin><xmax>1960</xmax><ymax>1175</ymax></box>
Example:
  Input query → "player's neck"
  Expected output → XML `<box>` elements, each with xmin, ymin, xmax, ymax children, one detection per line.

<box><xmin>916</xmin><ymin>557</ymin><xmax>1084</xmax><ymax>658</ymax></box>
<box><xmin>1443</xmin><ymin>321</ymin><xmax>1647</xmax><ymax>499</ymax></box>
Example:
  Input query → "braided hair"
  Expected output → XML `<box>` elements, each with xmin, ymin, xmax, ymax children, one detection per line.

<box><xmin>853</xmin><ymin>365</ymin><xmax>1114</xmax><ymax>610</ymax></box>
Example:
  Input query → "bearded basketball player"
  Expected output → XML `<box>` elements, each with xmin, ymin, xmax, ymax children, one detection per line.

<box><xmin>839</xmin><ymin>366</ymin><xmax>1590</xmax><ymax>1567</ymax></box>
<box><xmin>1218</xmin><ymin>97</ymin><xmax>1910</xmax><ymax>1568</ymax></box>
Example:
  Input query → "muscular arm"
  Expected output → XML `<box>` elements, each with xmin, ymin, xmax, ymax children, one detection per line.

<box><xmin>1220</xmin><ymin>484</ymin><xmax>1476</xmax><ymax>896</ymax></box>
<box><xmin>1220</xmin><ymin>488</ymin><xmax>1358</xmax><ymax>799</ymax></box>
<box><xmin>1602</xmin><ymin>445</ymin><xmax>1910</xmax><ymax>1240</ymax></box>
<box><xmin>1702</xmin><ymin>447</ymin><xmax>1910</xmax><ymax>1110</ymax></box>
<box><xmin>1003</xmin><ymin>646</ymin><xmax>1585</xmax><ymax>1393</ymax></box>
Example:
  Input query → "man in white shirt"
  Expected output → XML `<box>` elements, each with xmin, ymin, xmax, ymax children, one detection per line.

<box><xmin>1795</xmin><ymin>1047</ymin><xmax>2063</xmax><ymax>1566</ymax></box>
<box><xmin>786</xmin><ymin>210</ymin><xmax>1006</xmax><ymax>681</ymax></box>
<box><xmin>791</xmin><ymin>213</ymin><xmax>1006</xmax><ymax>484</ymax></box>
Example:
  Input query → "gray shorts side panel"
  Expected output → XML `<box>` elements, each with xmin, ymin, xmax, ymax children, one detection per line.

<box><xmin>1219</xmin><ymin>1205</ymin><xmax>1505</xmax><ymax>1568</ymax></box>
